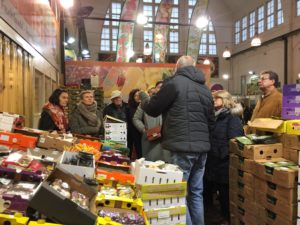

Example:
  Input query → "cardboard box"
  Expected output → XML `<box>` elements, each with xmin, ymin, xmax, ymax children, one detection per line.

<box><xmin>231</xmin><ymin>191</ymin><xmax>255</xmax><ymax>211</ymax></box>
<box><xmin>283</xmin><ymin>95</ymin><xmax>300</xmax><ymax>107</ymax></box>
<box><xmin>132</xmin><ymin>160</ymin><xmax>183</xmax><ymax>185</ymax></box>
<box><xmin>145</xmin><ymin>206</ymin><xmax>186</xmax><ymax>225</ymax></box>
<box><xmin>27</xmin><ymin>148</ymin><xmax>63</xmax><ymax>164</ymax></box>
<box><xmin>283</xmin><ymin>84</ymin><xmax>300</xmax><ymax>96</ymax></box>
<box><xmin>142</xmin><ymin>197</ymin><xmax>186</xmax><ymax>210</ymax></box>
<box><xmin>229</xmin><ymin>140</ymin><xmax>282</xmax><ymax>160</ymax></box>
<box><xmin>28</xmin><ymin>167</ymin><xmax>97</xmax><ymax>225</ymax></box>
<box><xmin>255</xmin><ymin>189</ymin><xmax>297</xmax><ymax>219</ymax></box>
<box><xmin>229</xmin><ymin>179</ymin><xmax>255</xmax><ymax>201</ymax></box>
<box><xmin>255</xmin><ymin>177</ymin><xmax>296</xmax><ymax>204</ymax></box>
<box><xmin>37</xmin><ymin>134</ymin><xmax>77</xmax><ymax>152</ymax></box>
<box><xmin>282</xmin><ymin>107</ymin><xmax>300</xmax><ymax>120</ymax></box>
<box><xmin>230</xmin><ymin>201</ymin><xmax>256</xmax><ymax>225</ymax></box>
<box><xmin>289</xmin><ymin>148</ymin><xmax>299</xmax><ymax>163</ymax></box>
<box><xmin>136</xmin><ymin>182</ymin><xmax>187</xmax><ymax>196</ymax></box>
<box><xmin>254</xmin><ymin>158</ymin><xmax>298</xmax><ymax>188</ymax></box>
<box><xmin>28</xmin><ymin>221</ymin><xmax>62</xmax><ymax>225</ymax></box>
<box><xmin>248</xmin><ymin>118</ymin><xmax>286</xmax><ymax>133</ymax></box>
<box><xmin>283</xmin><ymin>134</ymin><xmax>300</xmax><ymax>150</ymax></box>
<box><xmin>59</xmin><ymin>151</ymin><xmax>95</xmax><ymax>178</ymax></box>
<box><xmin>229</xmin><ymin>167</ymin><xmax>254</xmax><ymax>188</ymax></box>
<box><xmin>95</xmin><ymin>196</ymin><xmax>143</xmax><ymax>213</ymax></box>
<box><xmin>230</xmin><ymin>154</ymin><xmax>254</xmax><ymax>173</ymax></box>
<box><xmin>104</xmin><ymin>116</ymin><xmax>127</xmax><ymax>145</ymax></box>
<box><xmin>286</xmin><ymin>120</ymin><xmax>300</xmax><ymax>136</ymax></box>
<box><xmin>0</xmin><ymin>113</ymin><xmax>19</xmax><ymax>132</ymax></box>
<box><xmin>256</xmin><ymin>203</ymin><xmax>295</xmax><ymax>225</ymax></box>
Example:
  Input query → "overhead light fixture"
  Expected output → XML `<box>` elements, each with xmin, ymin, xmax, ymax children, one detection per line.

<box><xmin>195</xmin><ymin>16</ymin><xmax>209</xmax><ymax>29</ymax></box>
<box><xmin>136</xmin><ymin>13</ymin><xmax>148</xmax><ymax>25</ymax></box>
<box><xmin>251</xmin><ymin>35</ymin><xmax>261</xmax><ymax>47</ymax></box>
<box><xmin>222</xmin><ymin>74</ymin><xmax>229</xmax><ymax>80</ymax></box>
<box><xmin>64</xmin><ymin>42</ymin><xmax>68</xmax><ymax>46</ymax></box>
<box><xmin>81</xmin><ymin>49</ymin><xmax>89</xmax><ymax>55</ymax></box>
<box><xmin>67</xmin><ymin>37</ymin><xmax>75</xmax><ymax>44</ymax></box>
<box><xmin>248</xmin><ymin>70</ymin><xmax>255</xmax><ymax>75</ymax></box>
<box><xmin>126</xmin><ymin>49</ymin><xmax>135</xmax><ymax>58</ymax></box>
<box><xmin>59</xmin><ymin>0</ymin><xmax>74</xmax><ymax>9</ymax></box>
<box><xmin>222</xmin><ymin>47</ymin><xmax>231</xmax><ymax>59</ymax></box>
<box><xmin>203</xmin><ymin>58</ymin><xmax>210</xmax><ymax>65</ymax></box>
<box><xmin>298</xmin><ymin>73</ymin><xmax>300</xmax><ymax>79</ymax></box>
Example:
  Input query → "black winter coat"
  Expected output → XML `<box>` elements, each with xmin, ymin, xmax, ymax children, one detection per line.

<box><xmin>103</xmin><ymin>102</ymin><xmax>128</xmax><ymax>122</ymax></box>
<box><xmin>140</xmin><ymin>66</ymin><xmax>215</xmax><ymax>154</ymax></box>
<box><xmin>205</xmin><ymin>108</ymin><xmax>244</xmax><ymax>184</ymax></box>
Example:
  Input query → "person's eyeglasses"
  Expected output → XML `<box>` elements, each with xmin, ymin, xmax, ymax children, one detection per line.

<box><xmin>258</xmin><ymin>77</ymin><xmax>270</xmax><ymax>81</ymax></box>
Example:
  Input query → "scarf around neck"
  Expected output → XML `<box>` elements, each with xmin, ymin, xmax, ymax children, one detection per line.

<box><xmin>43</xmin><ymin>102</ymin><xmax>68</xmax><ymax>133</ymax></box>
<box><xmin>77</xmin><ymin>101</ymin><xmax>100</xmax><ymax>127</ymax></box>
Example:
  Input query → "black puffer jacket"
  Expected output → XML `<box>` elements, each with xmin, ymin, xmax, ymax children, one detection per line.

<box><xmin>140</xmin><ymin>66</ymin><xmax>215</xmax><ymax>153</ymax></box>
<box><xmin>205</xmin><ymin>106</ymin><xmax>244</xmax><ymax>183</ymax></box>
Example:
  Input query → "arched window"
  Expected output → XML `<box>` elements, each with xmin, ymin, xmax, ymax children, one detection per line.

<box><xmin>199</xmin><ymin>21</ymin><xmax>217</xmax><ymax>56</ymax></box>
<box><xmin>100</xmin><ymin>1</ymin><xmax>123</xmax><ymax>52</ymax></box>
<box><xmin>143</xmin><ymin>0</ymin><xmax>161</xmax><ymax>54</ymax></box>
<box><xmin>169</xmin><ymin>2</ymin><xmax>179</xmax><ymax>54</ymax></box>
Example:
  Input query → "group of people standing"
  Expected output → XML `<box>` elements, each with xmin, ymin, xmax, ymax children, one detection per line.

<box><xmin>38</xmin><ymin>54</ymin><xmax>282</xmax><ymax>225</ymax></box>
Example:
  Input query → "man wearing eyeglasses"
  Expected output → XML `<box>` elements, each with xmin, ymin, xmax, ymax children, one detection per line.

<box><xmin>246</xmin><ymin>70</ymin><xmax>282</xmax><ymax>134</ymax></box>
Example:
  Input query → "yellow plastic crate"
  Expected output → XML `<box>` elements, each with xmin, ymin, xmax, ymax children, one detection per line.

<box><xmin>28</xmin><ymin>220</ymin><xmax>62</xmax><ymax>225</ymax></box>
<box><xmin>96</xmin><ymin>217</ymin><xmax>122</xmax><ymax>225</ymax></box>
<box><xmin>286</xmin><ymin>120</ymin><xmax>300</xmax><ymax>135</ymax></box>
<box><xmin>96</xmin><ymin>195</ymin><xmax>143</xmax><ymax>214</ymax></box>
<box><xmin>0</xmin><ymin>213</ymin><xmax>29</xmax><ymax>225</ymax></box>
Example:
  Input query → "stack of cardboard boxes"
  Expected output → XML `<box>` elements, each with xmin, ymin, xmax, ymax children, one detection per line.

<box><xmin>230</xmin><ymin>131</ymin><xmax>299</xmax><ymax>225</ymax></box>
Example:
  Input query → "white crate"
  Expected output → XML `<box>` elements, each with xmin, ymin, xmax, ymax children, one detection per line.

<box><xmin>105</xmin><ymin>134</ymin><xmax>127</xmax><ymax>142</ymax></box>
<box><xmin>59</xmin><ymin>151</ymin><xmax>95</xmax><ymax>178</ymax></box>
<box><xmin>104</xmin><ymin>123</ymin><xmax>127</xmax><ymax>131</ymax></box>
<box><xmin>143</xmin><ymin>197</ymin><xmax>186</xmax><ymax>210</ymax></box>
<box><xmin>132</xmin><ymin>160</ymin><xmax>183</xmax><ymax>185</ymax></box>
<box><xmin>146</xmin><ymin>206</ymin><xmax>186</xmax><ymax>225</ymax></box>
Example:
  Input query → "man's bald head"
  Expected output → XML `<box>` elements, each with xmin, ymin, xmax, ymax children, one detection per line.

<box><xmin>176</xmin><ymin>55</ymin><xmax>196</xmax><ymax>70</ymax></box>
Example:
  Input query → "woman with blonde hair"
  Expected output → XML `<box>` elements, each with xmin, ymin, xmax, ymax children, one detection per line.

<box><xmin>204</xmin><ymin>90</ymin><xmax>244</xmax><ymax>225</ymax></box>
<box><xmin>69</xmin><ymin>90</ymin><xmax>103</xmax><ymax>137</ymax></box>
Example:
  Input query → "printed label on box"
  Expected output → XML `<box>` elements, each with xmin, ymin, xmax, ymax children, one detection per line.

<box><xmin>158</xmin><ymin>211</ymin><xmax>170</xmax><ymax>219</ymax></box>
<box><xmin>39</xmin><ymin>138</ymin><xmax>45</xmax><ymax>143</ymax></box>
<box><xmin>0</xmin><ymin>135</ymin><xmax>9</xmax><ymax>142</ymax></box>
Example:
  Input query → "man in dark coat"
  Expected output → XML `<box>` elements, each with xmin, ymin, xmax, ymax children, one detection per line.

<box><xmin>103</xmin><ymin>90</ymin><xmax>128</xmax><ymax>122</ymax></box>
<box><xmin>140</xmin><ymin>55</ymin><xmax>215</xmax><ymax>225</ymax></box>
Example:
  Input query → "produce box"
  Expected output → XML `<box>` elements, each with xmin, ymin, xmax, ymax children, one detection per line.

<box><xmin>286</xmin><ymin>120</ymin><xmax>300</xmax><ymax>135</ymax></box>
<box><xmin>136</xmin><ymin>182</ymin><xmax>187</xmax><ymax>196</ymax></box>
<box><xmin>104</xmin><ymin>116</ymin><xmax>127</xmax><ymax>146</ymax></box>
<box><xmin>248</xmin><ymin>118</ymin><xmax>286</xmax><ymax>133</ymax></box>
<box><xmin>96</xmin><ymin>217</ymin><xmax>122</xmax><ymax>225</ymax></box>
<box><xmin>96</xmin><ymin>169</ymin><xmax>134</xmax><ymax>186</ymax></box>
<box><xmin>28</xmin><ymin>167</ymin><xmax>97</xmax><ymax>225</ymax></box>
<box><xmin>13</xmin><ymin>127</ymin><xmax>45</xmax><ymax>138</ymax></box>
<box><xmin>231</xmin><ymin>191</ymin><xmax>255</xmax><ymax>211</ymax></box>
<box><xmin>37</xmin><ymin>134</ymin><xmax>77</xmax><ymax>152</ymax></box>
<box><xmin>283</xmin><ymin>134</ymin><xmax>300</xmax><ymax>150</ymax></box>
<box><xmin>229</xmin><ymin>140</ymin><xmax>282</xmax><ymax>160</ymax></box>
<box><xmin>283</xmin><ymin>95</ymin><xmax>300</xmax><ymax>108</ymax></box>
<box><xmin>256</xmin><ymin>203</ymin><xmax>295</xmax><ymax>225</ymax></box>
<box><xmin>255</xmin><ymin>177</ymin><xmax>296</xmax><ymax>204</ymax></box>
<box><xmin>132</xmin><ymin>159</ymin><xmax>183</xmax><ymax>185</ymax></box>
<box><xmin>27</xmin><ymin>148</ymin><xmax>63</xmax><ymax>164</ymax></box>
<box><xmin>97</xmin><ymin>161</ymin><xmax>131</xmax><ymax>173</ymax></box>
<box><xmin>255</xmin><ymin>189</ymin><xmax>297</xmax><ymax>219</ymax></box>
<box><xmin>230</xmin><ymin>202</ymin><xmax>256</xmax><ymax>225</ymax></box>
<box><xmin>283</xmin><ymin>84</ymin><xmax>300</xmax><ymax>96</ymax></box>
<box><xmin>0</xmin><ymin>213</ymin><xmax>29</xmax><ymax>224</ymax></box>
<box><xmin>145</xmin><ymin>206</ymin><xmax>186</xmax><ymax>225</ymax></box>
<box><xmin>229</xmin><ymin>179</ymin><xmax>254</xmax><ymax>201</ymax></box>
<box><xmin>96</xmin><ymin>195</ymin><xmax>143</xmax><ymax>214</ymax></box>
<box><xmin>0</xmin><ymin>112</ymin><xmax>20</xmax><ymax>132</ymax></box>
<box><xmin>59</xmin><ymin>151</ymin><xmax>95</xmax><ymax>178</ymax></box>
<box><xmin>28</xmin><ymin>221</ymin><xmax>62</xmax><ymax>225</ymax></box>
<box><xmin>142</xmin><ymin>197</ymin><xmax>186</xmax><ymax>211</ymax></box>
<box><xmin>282</xmin><ymin>107</ymin><xmax>300</xmax><ymax>120</ymax></box>
<box><xmin>254</xmin><ymin>158</ymin><xmax>298</xmax><ymax>188</ymax></box>
<box><xmin>230</xmin><ymin>154</ymin><xmax>254</xmax><ymax>173</ymax></box>
<box><xmin>229</xmin><ymin>167</ymin><xmax>254</xmax><ymax>187</ymax></box>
